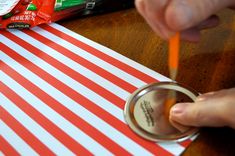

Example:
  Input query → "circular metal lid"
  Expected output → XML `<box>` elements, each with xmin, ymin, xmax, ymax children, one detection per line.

<box><xmin>124</xmin><ymin>81</ymin><xmax>199</xmax><ymax>142</ymax></box>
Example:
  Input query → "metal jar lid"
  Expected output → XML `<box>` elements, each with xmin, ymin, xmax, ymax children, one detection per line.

<box><xmin>124</xmin><ymin>81</ymin><xmax>199</xmax><ymax>142</ymax></box>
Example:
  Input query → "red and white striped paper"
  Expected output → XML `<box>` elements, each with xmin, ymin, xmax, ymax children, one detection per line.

<box><xmin>0</xmin><ymin>23</ymin><xmax>195</xmax><ymax>156</ymax></box>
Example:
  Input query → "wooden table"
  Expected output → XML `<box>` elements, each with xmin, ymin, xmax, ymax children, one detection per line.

<box><xmin>58</xmin><ymin>8</ymin><xmax>235</xmax><ymax>156</ymax></box>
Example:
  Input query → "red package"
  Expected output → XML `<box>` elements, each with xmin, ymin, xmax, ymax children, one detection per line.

<box><xmin>0</xmin><ymin>0</ymin><xmax>134</xmax><ymax>29</ymax></box>
<box><xmin>0</xmin><ymin>0</ymin><xmax>86</xmax><ymax>29</ymax></box>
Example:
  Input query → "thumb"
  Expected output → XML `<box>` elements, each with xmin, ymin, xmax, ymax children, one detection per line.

<box><xmin>165</xmin><ymin>0</ymin><xmax>232</xmax><ymax>31</ymax></box>
<box><xmin>169</xmin><ymin>101</ymin><xmax>227</xmax><ymax>127</ymax></box>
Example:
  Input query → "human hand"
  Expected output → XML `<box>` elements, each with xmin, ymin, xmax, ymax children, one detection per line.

<box><xmin>135</xmin><ymin>0</ymin><xmax>235</xmax><ymax>42</ymax></box>
<box><xmin>169</xmin><ymin>88</ymin><xmax>235</xmax><ymax>129</ymax></box>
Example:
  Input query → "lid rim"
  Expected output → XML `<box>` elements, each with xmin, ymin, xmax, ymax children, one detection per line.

<box><xmin>124</xmin><ymin>81</ymin><xmax>199</xmax><ymax>142</ymax></box>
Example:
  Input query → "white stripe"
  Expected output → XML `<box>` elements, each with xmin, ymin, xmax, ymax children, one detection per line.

<box><xmin>158</xmin><ymin>142</ymin><xmax>185</xmax><ymax>156</ymax></box>
<box><xmin>42</xmin><ymin>24</ymin><xmax>189</xmax><ymax>155</ymax></box>
<box><xmin>0</xmin><ymin>120</ymin><xmax>38</xmax><ymax>156</ymax></box>
<box><xmin>50</xmin><ymin>23</ymin><xmax>171</xmax><ymax>82</ymax></box>
<box><xmin>0</xmin><ymin>93</ymin><xmax>75</xmax><ymax>156</ymax></box>
<box><xmin>9</xmin><ymin>29</ymin><xmax>131</xmax><ymax>100</ymax></box>
<box><xmin>1</xmin><ymin>52</ymin><xmax>153</xmax><ymax>155</ymax></box>
<box><xmin>1</xmin><ymin>35</ymin><xmax>124</xmax><ymax>123</ymax></box>
<box><xmin>1</xmin><ymin>72</ymin><xmax>113</xmax><ymax>156</ymax></box>
<box><xmin>190</xmin><ymin>133</ymin><xmax>199</xmax><ymax>141</ymax></box>
<box><xmin>32</xmin><ymin>26</ymin><xmax>147</xmax><ymax>87</ymax></box>
<box><xmin>0</xmin><ymin>151</ymin><xmax>5</xmax><ymax>156</ymax></box>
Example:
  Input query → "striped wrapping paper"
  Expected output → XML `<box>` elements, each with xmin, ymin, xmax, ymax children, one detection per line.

<box><xmin>0</xmin><ymin>23</ymin><xmax>195</xmax><ymax>156</ymax></box>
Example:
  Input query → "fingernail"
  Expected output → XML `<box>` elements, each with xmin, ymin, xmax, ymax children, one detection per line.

<box><xmin>170</xmin><ymin>103</ymin><xmax>188</xmax><ymax>116</ymax></box>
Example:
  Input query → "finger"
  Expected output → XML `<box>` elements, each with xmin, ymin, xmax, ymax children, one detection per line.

<box><xmin>135</xmin><ymin>0</ymin><xmax>161</xmax><ymax>35</ymax></box>
<box><xmin>181</xmin><ymin>28</ymin><xmax>201</xmax><ymax>42</ymax></box>
<box><xmin>181</xmin><ymin>15</ymin><xmax>219</xmax><ymax>42</ymax></box>
<box><xmin>169</xmin><ymin>118</ymin><xmax>191</xmax><ymax>133</ymax></box>
<box><xmin>196</xmin><ymin>15</ymin><xmax>220</xmax><ymax>30</ymax></box>
<box><xmin>180</xmin><ymin>15</ymin><xmax>220</xmax><ymax>42</ymax></box>
<box><xmin>169</xmin><ymin>102</ymin><xmax>227</xmax><ymax>127</ymax></box>
<box><xmin>145</xmin><ymin>0</ymin><xmax>169</xmax><ymax>11</ymax></box>
<box><xmin>135</xmin><ymin>0</ymin><xmax>175</xmax><ymax>39</ymax></box>
<box><xmin>145</xmin><ymin>2</ymin><xmax>175</xmax><ymax>39</ymax></box>
<box><xmin>135</xmin><ymin>0</ymin><xmax>163</xmax><ymax>37</ymax></box>
<box><xmin>165</xmin><ymin>0</ymin><xmax>231</xmax><ymax>31</ymax></box>
<box><xmin>135</xmin><ymin>0</ymin><xmax>146</xmax><ymax>17</ymax></box>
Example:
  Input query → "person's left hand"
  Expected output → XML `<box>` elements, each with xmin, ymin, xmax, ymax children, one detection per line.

<box><xmin>169</xmin><ymin>88</ymin><xmax>235</xmax><ymax>129</ymax></box>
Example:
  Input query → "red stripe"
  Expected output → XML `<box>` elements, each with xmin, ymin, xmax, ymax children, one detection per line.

<box><xmin>22</xmin><ymin>29</ymin><xmax>137</xmax><ymax>93</ymax></box>
<box><xmin>1</xmin><ymin>65</ymin><xmax>131</xmax><ymax>156</ymax></box>
<box><xmin>1</xmin><ymin>82</ymin><xmax>93</xmax><ymax>156</ymax></box>
<box><xmin>179</xmin><ymin>139</ymin><xmax>192</xmax><ymax>148</ymax></box>
<box><xmin>0</xmin><ymin>107</ymin><xmax>55</xmax><ymax>156</ymax></box>
<box><xmin>2</xmin><ymin>31</ymin><xmax>125</xmax><ymax>110</ymax></box>
<box><xmin>1</xmin><ymin>40</ymin><xmax>172</xmax><ymax>155</ymax></box>
<box><xmin>0</xmin><ymin>135</ymin><xmax>20</xmax><ymax>156</ymax></box>
<box><xmin>40</xmin><ymin>24</ymin><xmax>158</xmax><ymax>84</ymax></box>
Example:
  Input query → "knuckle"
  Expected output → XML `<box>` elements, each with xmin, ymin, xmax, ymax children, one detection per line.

<box><xmin>190</xmin><ymin>109</ymin><xmax>204</xmax><ymax>126</ymax></box>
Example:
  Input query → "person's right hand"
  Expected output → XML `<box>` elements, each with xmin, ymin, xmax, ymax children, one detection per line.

<box><xmin>135</xmin><ymin>0</ymin><xmax>235</xmax><ymax>42</ymax></box>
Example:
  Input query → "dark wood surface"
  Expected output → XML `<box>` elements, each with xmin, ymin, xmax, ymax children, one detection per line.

<box><xmin>58</xmin><ymin>8</ymin><xmax>235</xmax><ymax>156</ymax></box>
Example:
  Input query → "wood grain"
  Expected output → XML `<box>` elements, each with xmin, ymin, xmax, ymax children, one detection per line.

<box><xmin>58</xmin><ymin>8</ymin><xmax>235</xmax><ymax>156</ymax></box>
